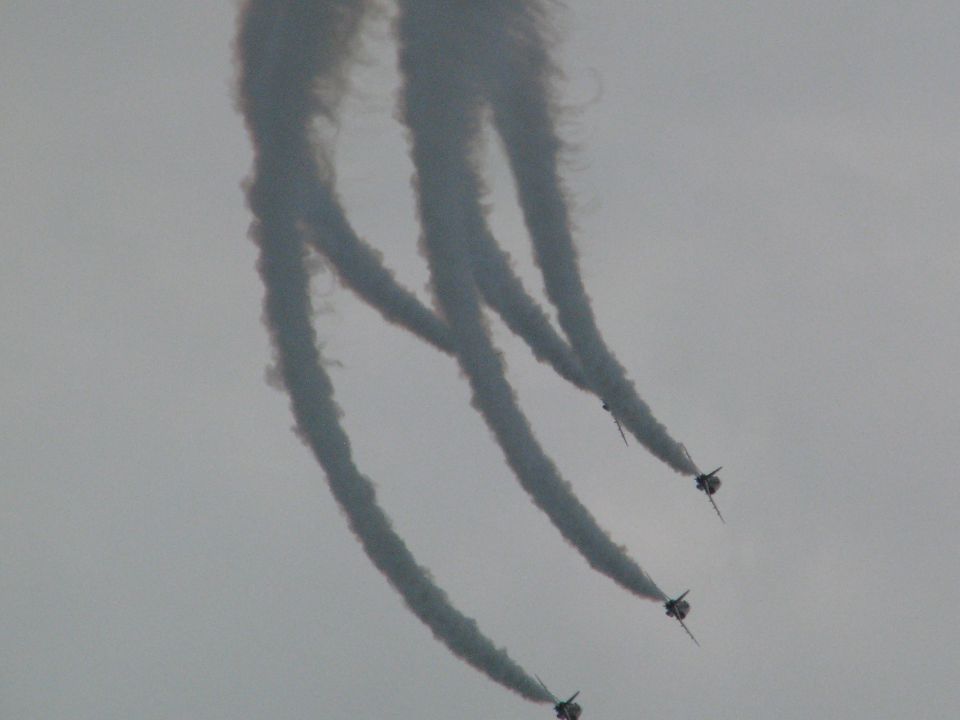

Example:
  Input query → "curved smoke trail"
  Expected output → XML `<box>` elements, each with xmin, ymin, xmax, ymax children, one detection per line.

<box><xmin>240</xmin><ymin>3</ymin><xmax>591</xmax><ymax>393</ymax></box>
<box><xmin>300</xmin><ymin>171</ymin><xmax>591</xmax><ymax>391</ymax></box>
<box><xmin>469</xmin><ymin>227</ymin><xmax>589</xmax><ymax>390</ymax></box>
<box><xmin>477</xmin><ymin>0</ymin><xmax>699</xmax><ymax>475</ymax></box>
<box><xmin>395</xmin><ymin>0</ymin><xmax>666</xmax><ymax>602</ymax></box>
<box><xmin>236</xmin><ymin>0</ymin><xmax>552</xmax><ymax>701</ymax></box>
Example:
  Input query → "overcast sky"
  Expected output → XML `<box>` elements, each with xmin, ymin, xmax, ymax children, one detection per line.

<box><xmin>3</xmin><ymin>2</ymin><xmax>959</xmax><ymax>719</ymax></box>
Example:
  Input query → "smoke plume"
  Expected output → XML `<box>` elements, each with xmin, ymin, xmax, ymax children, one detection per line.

<box><xmin>236</xmin><ymin>0</ymin><xmax>552</xmax><ymax>701</ymax></box>
<box><xmin>395</xmin><ymin>0</ymin><xmax>667</xmax><ymax>602</ymax></box>
<box><xmin>476</xmin><ymin>0</ymin><xmax>699</xmax><ymax>474</ymax></box>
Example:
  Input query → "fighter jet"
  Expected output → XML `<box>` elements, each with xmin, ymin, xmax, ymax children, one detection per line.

<box><xmin>695</xmin><ymin>467</ymin><xmax>724</xmax><ymax>523</ymax></box>
<box><xmin>535</xmin><ymin>676</ymin><xmax>582</xmax><ymax>720</ymax></box>
<box><xmin>664</xmin><ymin>590</ymin><xmax>699</xmax><ymax>646</ymax></box>
<box><xmin>681</xmin><ymin>446</ymin><xmax>725</xmax><ymax>523</ymax></box>
<box><xmin>601</xmin><ymin>402</ymin><xmax>628</xmax><ymax>446</ymax></box>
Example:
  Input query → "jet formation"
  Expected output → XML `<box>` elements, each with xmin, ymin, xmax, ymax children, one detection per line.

<box><xmin>236</xmin><ymin>0</ymin><xmax>732</xmax><ymax>714</ymax></box>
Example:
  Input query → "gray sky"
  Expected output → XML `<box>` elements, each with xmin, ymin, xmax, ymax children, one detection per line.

<box><xmin>3</xmin><ymin>2</ymin><xmax>959</xmax><ymax>718</ymax></box>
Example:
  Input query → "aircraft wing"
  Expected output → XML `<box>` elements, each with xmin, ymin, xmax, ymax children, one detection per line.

<box><xmin>706</xmin><ymin>493</ymin><xmax>725</xmax><ymax>523</ymax></box>
<box><xmin>677</xmin><ymin>617</ymin><xmax>700</xmax><ymax>647</ymax></box>
<box><xmin>613</xmin><ymin>418</ymin><xmax>628</xmax><ymax>446</ymax></box>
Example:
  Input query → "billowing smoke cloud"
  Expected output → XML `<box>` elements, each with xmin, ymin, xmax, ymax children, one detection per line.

<box><xmin>475</xmin><ymin>0</ymin><xmax>700</xmax><ymax>475</ymax></box>
<box><xmin>236</xmin><ymin>0</ymin><xmax>551</xmax><ymax>702</ymax></box>
<box><xmin>394</xmin><ymin>0</ymin><xmax>666</xmax><ymax>602</ymax></box>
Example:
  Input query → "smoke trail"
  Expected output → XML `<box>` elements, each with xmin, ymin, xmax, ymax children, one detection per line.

<box><xmin>469</xmin><ymin>229</ymin><xmax>589</xmax><ymax>390</ymax></box>
<box><xmin>238</xmin><ymin>0</ymin><xmax>590</xmax><ymax>393</ymax></box>
<box><xmin>395</xmin><ymin>0</ymin><xmax>667</xmax><ymax>602</ymax></box>
<box><xmin>477</xmin><ymin>0</ymin><xmax>700</xmax><ymax>475</ymax></box>
<box><xmin>242</xmin><ymin>0</ymin><xmax>449</xmax><ymax>354</ymax></box>
<box><xmin>297</xmin><ymin>129</ymin><xmax>592</xmax><ymax>390</ymax></box>
<box><xmin>299</xmin><ymin>170</ymin><xmax>592</xmax><ymax>391</ymax></box>
<box><xmin>298</xmin><ymin>175</ymin><xmax>454</xmax><ymax>353</ymax></box>
<box><xmin>236</xmin><ymin>0</ymin><xmax>552</xmax><ymax>701</ymax></box>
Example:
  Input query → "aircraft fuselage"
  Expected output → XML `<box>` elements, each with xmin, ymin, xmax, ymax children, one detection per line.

<box><xmin>696</xmin><ymin>469</ymin><xmax>722</xmax><ymax>495</ymax></box>
<box><xmin>665</xmin><ymin>593</ymin><xmax>691</xmax><ymax>620</ymax></box>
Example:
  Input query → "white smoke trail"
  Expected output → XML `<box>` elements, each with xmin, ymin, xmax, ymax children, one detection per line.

<box><xmin>236</xmin><ymin>0</ymin><xmax>552</xmax><ymax>701</ymax></box>
<box><xmin>477</xmin><ymin>0</ymin><xmax>700</xmax><ymax>475</ymax></box>
<box><xmin>395</xmin><ymin>0</ymin><xmax>667</xmax><ymax>602</ymax></box>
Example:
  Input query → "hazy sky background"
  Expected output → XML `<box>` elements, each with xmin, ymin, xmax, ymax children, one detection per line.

<box><xmin>3</xmin><ymin>2</ymin><xmax>959</xmax><ymax>718</ymax></box>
